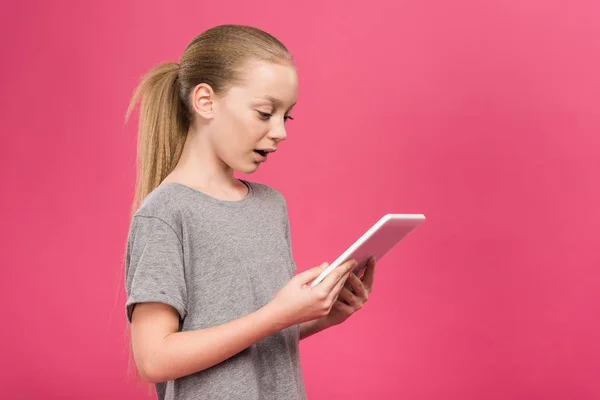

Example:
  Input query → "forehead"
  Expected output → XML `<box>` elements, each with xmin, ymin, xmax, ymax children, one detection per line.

<box><xmin>230</xmin><ymin>60</ymin><xmax>298</xmax><ymax>106</ymax></box>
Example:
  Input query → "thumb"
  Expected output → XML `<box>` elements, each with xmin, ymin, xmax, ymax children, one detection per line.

<box><xmin>298</xmin><ymin>263</ymin><xmax>328</xmax><ymax>284</ymax></box>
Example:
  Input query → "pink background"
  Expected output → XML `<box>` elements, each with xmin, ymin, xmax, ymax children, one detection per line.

<box><xmin>1</xmin><ymin>0</ymin><xmax>599</xmax><ymax>398</ymax></box>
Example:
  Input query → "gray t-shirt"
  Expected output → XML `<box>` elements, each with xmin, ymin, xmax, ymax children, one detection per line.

<box><xmin>124</xmin><ymin>180</ymin><xmax>306</xmax><ymax>400</ymax></box>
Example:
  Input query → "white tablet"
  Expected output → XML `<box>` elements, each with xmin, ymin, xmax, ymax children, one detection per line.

<box><xmin>309</xmin><ymin>214</ymin><xmax>426</xmax><ymax>288</ymax></box>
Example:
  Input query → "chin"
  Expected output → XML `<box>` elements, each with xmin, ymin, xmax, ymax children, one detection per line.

<box><xmin>223</xmin><ymin>155</ymin><xmax>259</xmax><ymax>174</ymax></box>
<box><xmin>235</xmin><ymin>162</ymin><xmax>260</xmax><ymax>175</ymax></box>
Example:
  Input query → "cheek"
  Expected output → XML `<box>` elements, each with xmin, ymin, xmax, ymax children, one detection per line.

<box><xmin>214</xmin><ymin>108</ymin><xmax>269</xmax><ymax>157</ymax></box>
<box><xmin>219</xmin><ymin>112</ymin><xmax>260</xmax><ymax>154</ymax></box>
<box><xmin>239</xmin><ymin>113</ymin><xmax>269</xmax><ymax>143</ymax></box>
<box><xmin>218</xmin><ymin>109</ymin><xmax>246</xmax><ymax>138</ymax></box>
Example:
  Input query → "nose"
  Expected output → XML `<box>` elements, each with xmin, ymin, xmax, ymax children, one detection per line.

<box><xmin>268</xmin><ymin>122</ymin><xmax>287</xmax><ymax>142</ymax></box>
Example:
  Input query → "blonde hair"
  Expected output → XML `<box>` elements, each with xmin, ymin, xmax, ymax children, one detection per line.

<box><xmin>125</xmin><ymin>24</ymin><xmax>293</xmax><ymax>216</ymax></box>
<box><xmin>122</xmin><ymin>24</ymin><xmax>292</xmax><ymax>385</ymax></box>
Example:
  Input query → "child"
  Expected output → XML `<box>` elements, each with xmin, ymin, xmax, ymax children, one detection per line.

<box><xmin>124</xmin><ymin>24</ymin><xmax>375</xmax><ymax>400</ymax></box>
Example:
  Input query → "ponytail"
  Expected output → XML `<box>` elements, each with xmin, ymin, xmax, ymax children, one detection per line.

<box><xmin>125</xmin><ymin>62</ymin><xmax>189</xmax><ymax>216</ymax></box>
<box><xmin>123</xmin><ymin>63</ymin><xmax>189</xmax><ymax>386</ymax></box>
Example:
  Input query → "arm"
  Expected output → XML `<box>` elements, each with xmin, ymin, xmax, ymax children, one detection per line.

<box><xmin>299</xmin><ymin>318</ymin><xmax>332</xmax><ymax>340</ymax></box>
<box><xmin>131</xmin><ymin>301</ymin><xmax>289</xmax><ymax>383</ymax></box>
<box><xmin>130</xmin><ymin>260</ymin><xmax>357</xmax><ymax>383</ymax></box>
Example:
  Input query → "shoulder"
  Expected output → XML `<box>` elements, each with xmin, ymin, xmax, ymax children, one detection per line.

<box><xmin>245</xmin><ymin>180</ymin><xmax>288</xmax><ymax>207</ymax></box>
<box><xmin>132</xmin><ymin>183</ymin><xmax>187</xmax><ymax>232</ymax></box>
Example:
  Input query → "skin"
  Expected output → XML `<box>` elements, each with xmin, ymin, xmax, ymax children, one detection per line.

<box><xmin>130</xmin><ymin>59</ymin><xmax>376</xmax><ymax>383</ymax></box>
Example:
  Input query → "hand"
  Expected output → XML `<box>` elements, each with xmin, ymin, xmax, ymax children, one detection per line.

<box><xmin>268</xmin><ymin>259</ymin><xmax>358</xmax><ymax>328</ymax></box>
<box><xmin>320</xmin><ymin>256</ymin><xmax>376</xmax><ymax>327</ymax></box>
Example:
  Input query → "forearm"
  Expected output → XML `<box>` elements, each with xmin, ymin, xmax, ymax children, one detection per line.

<box><xmin>299</xmin><ymin>318</ymin><xmax>333</xmax><ymax>340</ymax></box>
<box><xmin>141</xmin><ymin>303</ymin><xmax>289</xmax><ymax>383</ymax></box>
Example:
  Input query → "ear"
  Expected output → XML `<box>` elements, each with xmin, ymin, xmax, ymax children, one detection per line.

<box><xmin>190</xmin><ymin>83</ymin><xmax>216</xmax><ymax>120</ymax></box>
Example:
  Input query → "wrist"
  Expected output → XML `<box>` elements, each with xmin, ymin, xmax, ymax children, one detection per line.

<box><xmin>312</xmin><ymin>316</ymin><xmax>329</xmax><ymax>331</ymax></box>
<box><xmin>316</xmin><ymin>315</ymin><xmax>338</xmax><ymax>330</ymax></box>
<box><xmin>300</xmin><ymin>317</ymin><xmax>333</xmax><ymax>339</ymax></box>
<box><xmin>260</xmin><ymin>299</ymin><xmax>294</xmax><ymax>333</ymax></box>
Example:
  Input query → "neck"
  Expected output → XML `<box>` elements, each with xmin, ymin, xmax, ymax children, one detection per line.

<box><xmin>165</xmin><ymin>127</ymin><xmax>243</xmax><ymax>197</ymax></box>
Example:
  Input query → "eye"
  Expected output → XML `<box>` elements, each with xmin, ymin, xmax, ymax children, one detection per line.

<box><xmin>257</xmin><ymin>111</ymin><xmax>272</xmax><ymax>121</ymax></box>
<box><xmin>284</xmin><ymin>115</ymin><xmax>294</xmax><ymax>122</ymax></box>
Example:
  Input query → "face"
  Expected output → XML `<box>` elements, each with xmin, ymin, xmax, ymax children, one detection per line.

<box><xmin>209</xmin><ymin>60</ymin><xmax>298</xmax><ymax>174</ymax></box>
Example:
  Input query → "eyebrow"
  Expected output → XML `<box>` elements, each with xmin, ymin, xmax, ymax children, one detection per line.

<box><xmin>259</xmin><ymin>95</ymin><xmax>296</xmax><ymax>109</ymax></box>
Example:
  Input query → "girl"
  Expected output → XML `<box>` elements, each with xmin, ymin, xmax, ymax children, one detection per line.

<box><xmin>124</xmin><ymin>24</ymin><xmax>376</xmax><ymax>400</ymax></box>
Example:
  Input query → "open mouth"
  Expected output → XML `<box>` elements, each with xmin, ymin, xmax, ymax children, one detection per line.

<box><xmin>254</xmin><ymin>150</ymin><xmax>267</xmax><ymax>157</ymax></box>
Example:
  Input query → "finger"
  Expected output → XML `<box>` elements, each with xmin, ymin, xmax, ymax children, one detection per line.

<box><xmin>299</xmin><ymin>263</ymin><xmax>329</xmax><ymax>286</ymax></box>
<box><xmin>327</xmin><ymin>270</ymin><xmax>351</xmax><ymax>304</ymax></box>
<box><xmin>346</xmin><ymin>273</ymin><xmax>368</xmax><ymax>300</ymax></box>
<box><xmin>332</xmin><ymin>299</ymin><xmax>355</xmax><ymax>315</ymax></box>
<box><xmin>361</xmin><ymin>256</ymin><xmax>376</xmax><ymax>291</ymax></box>
<box><xmin>337</xmin><ymin>293</ymin><xmax>350</xmax><ymax>306</ymax></box>
<box><xmin>338</xmin><ymin>287</ymin><xmax>362</xmax><ymax>309</ymax></box>
<box><xmin>355</xmin><ymin>266</ymin><xmax>366</xmax><ymax>281</ymax></box>
<box><xmin>320</xmin><ymin>259</ymin><xmax>356</xmax><ymax>293</ymax></box>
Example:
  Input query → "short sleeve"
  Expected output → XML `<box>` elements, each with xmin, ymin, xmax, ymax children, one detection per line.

<box><xmin>282</xmin><ymin>199</ymin><xmax>297</xmax><ymax>275</ymax></box>
<box><xmin>124</xmin><ymin>215</ymin><xmax>187</xmax><ymax>323</ymax></box>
